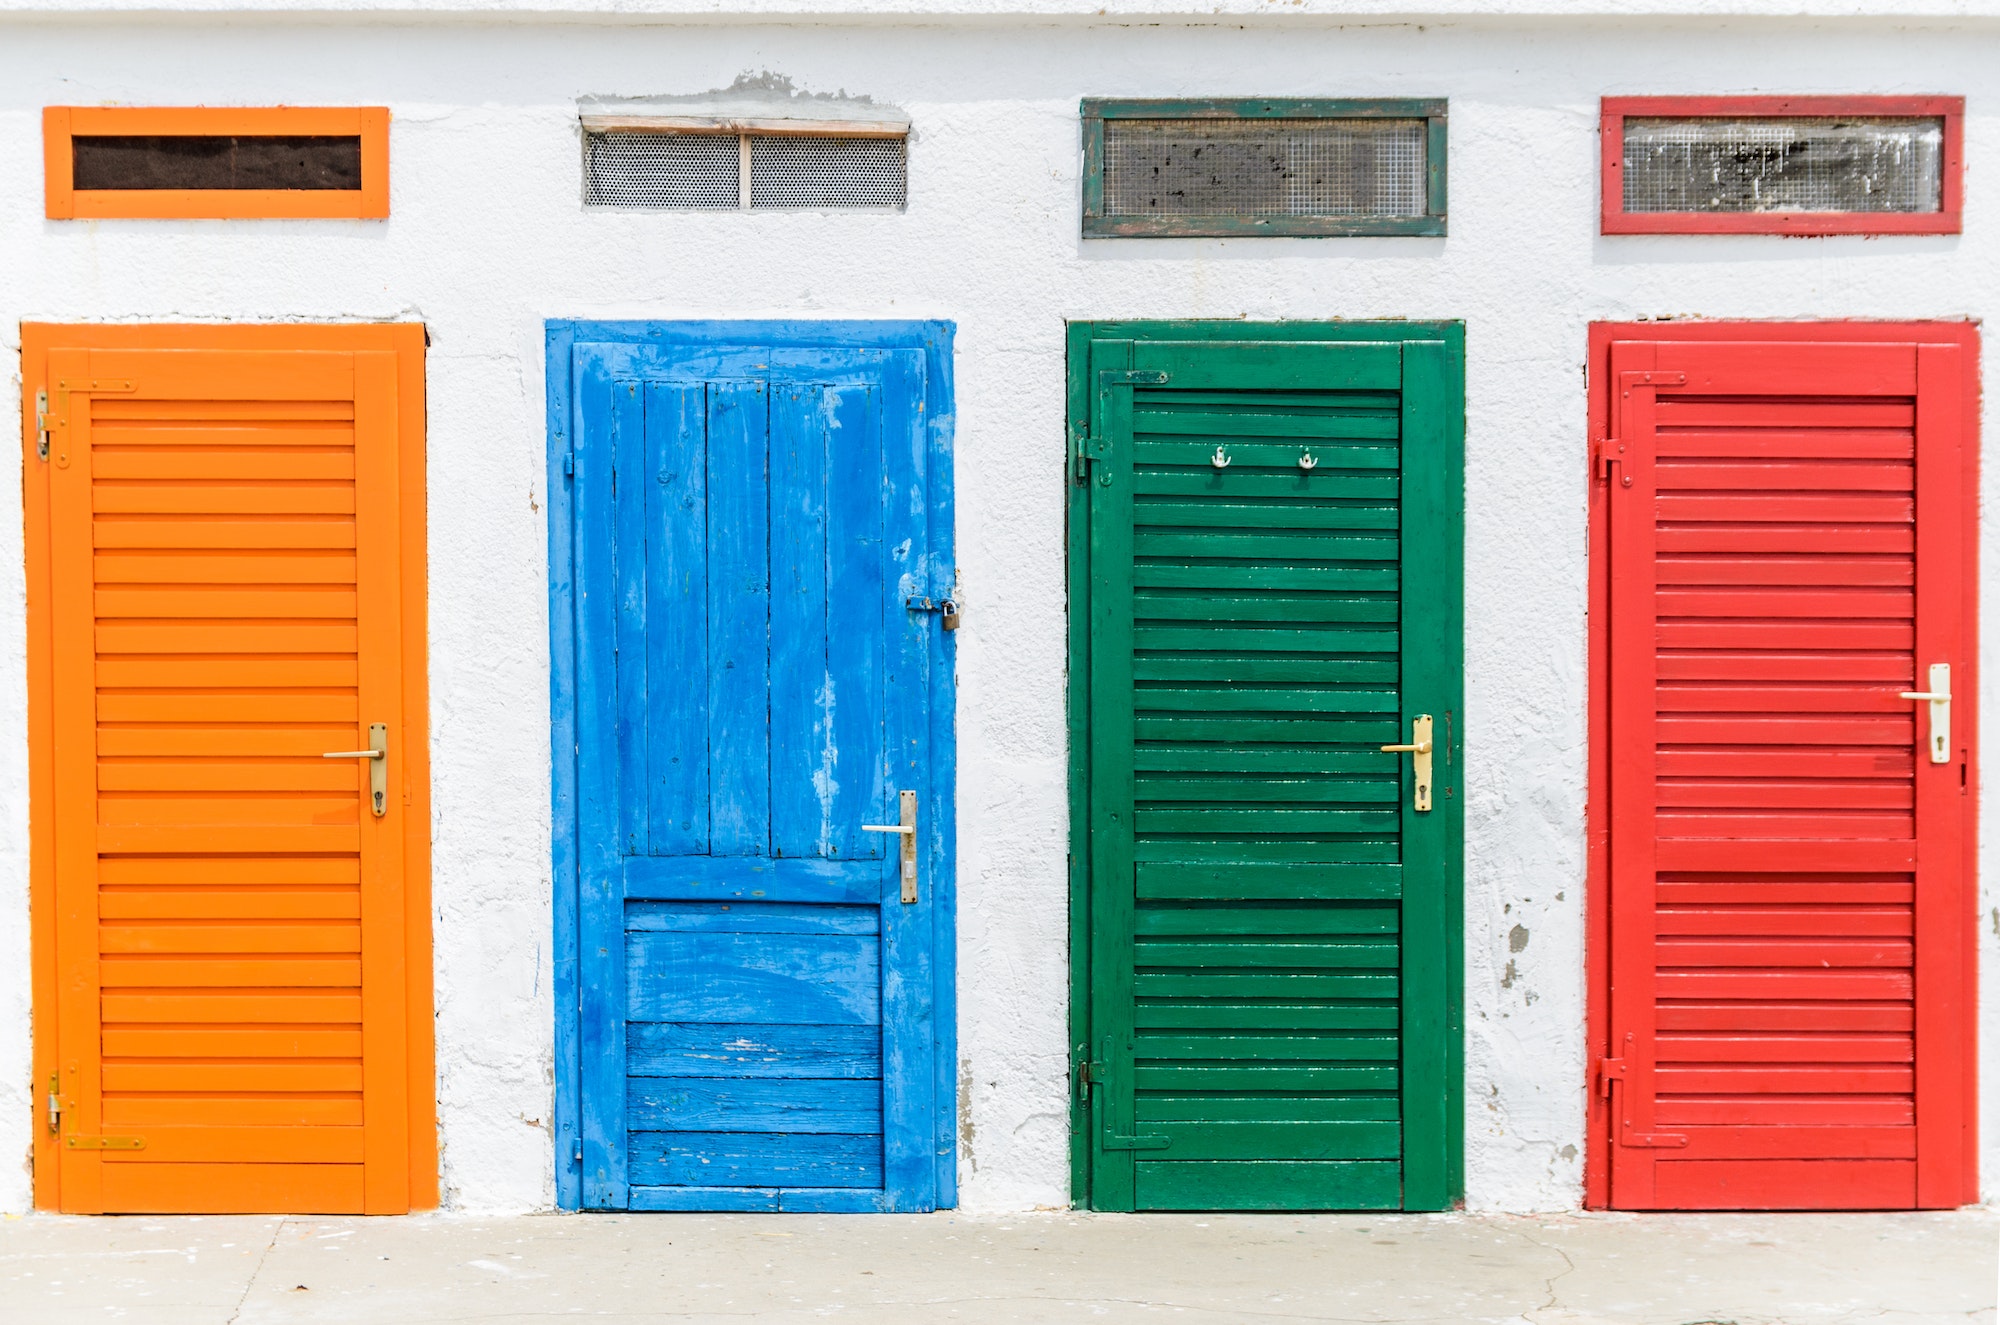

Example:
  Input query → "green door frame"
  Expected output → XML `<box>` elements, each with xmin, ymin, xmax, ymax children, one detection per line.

<box><xmin>1065</xmin><ymin>319</ymin><xmax>1466</xmax><ymax>1210</ymax></box>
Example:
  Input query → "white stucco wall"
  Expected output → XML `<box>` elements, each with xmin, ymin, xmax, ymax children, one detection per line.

<box><xmin>0</xmin><ymin>14</ymin><xmax>1994</xmax><ymax>1215</ymax></box>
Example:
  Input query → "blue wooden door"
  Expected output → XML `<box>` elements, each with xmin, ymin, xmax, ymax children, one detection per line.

<box><xmin>556</xmin><ymin>325</ymin><xmax>955</xmax><ymax>1212</ymax></box>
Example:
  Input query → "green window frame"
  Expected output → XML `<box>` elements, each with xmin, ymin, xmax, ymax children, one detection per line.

<box><xmin>1081</xmin><ymin>98</ymin><xmax>1448</xmax><ymax>239</ymax></box>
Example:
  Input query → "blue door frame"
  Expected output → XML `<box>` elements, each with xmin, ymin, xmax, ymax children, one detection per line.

<box><xmin>547</xmin><ymin>320</ymin><xmax>958</xmax><ymax>1211</ymax></box>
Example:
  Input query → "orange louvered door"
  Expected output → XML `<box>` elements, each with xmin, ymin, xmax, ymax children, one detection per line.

<box><xmin>31</xmin><ymin>332</ymin><xmax>428</xmax><ymax>1213</ymax></box>
<box><xmin>1601</xmin><ymin>334</ymin><xmax>1976</xmax><ymax>1210</ymax></box>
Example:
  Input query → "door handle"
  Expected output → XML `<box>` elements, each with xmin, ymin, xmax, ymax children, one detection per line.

<box><xmin>1380</xmin><ymin>714</ymin><xmax>1434</xmax><ymax>812</ymax></box>
<box><xmin>861</xmin><ymin>790</ymin><xmax>918</xmax><ymax>903</ymax></box>
<box><xmin>324</xmin><ymin>722</ymin><xmax>389</xmax><ymax>816</ymax></box>
<box><xmin>1899</xmin><ymin>663</ymin><xmax>1951</xmax><ymax>764</ymax></box>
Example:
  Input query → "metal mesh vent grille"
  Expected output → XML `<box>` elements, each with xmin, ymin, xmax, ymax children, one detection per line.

<box><xmin>582</xmin><ymin>131</ymin><xmax>907</xmax><ymax>209</ymax></box>
<box><xmin>749</xmin><ymin>136</ymin><xmax>906</xmax><ymax>209</ymax></box>
<box><xmin>1622</xmin><ymin>117</ymin><xmax>1944</xmax><ymax>214</ymax></box>
<box><xmin>584</xmin><ymin>133</ymin><xmax>739</xmax><ymax>209</ymax></box>
<box><xmin>1103</xmin><ymin>117</ymin><xmax>1426</xmax><ymax>218</ymax></box>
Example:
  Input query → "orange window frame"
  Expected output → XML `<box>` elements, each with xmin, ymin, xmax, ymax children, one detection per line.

<box><xmin>44</xmin><ymin>106</ymin><xmax>390</xmax><ymax>220</ymax></box>
<box><xmin>22</xmin><ymin>322</ymin><xmax>435</xmax><ymax>1212</ymax></box>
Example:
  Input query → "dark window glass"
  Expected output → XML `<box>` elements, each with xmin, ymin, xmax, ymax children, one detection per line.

<box><xmin>72</xmin><ymin>135</ymin><xmax>364</xmax><ymax>191</ymax></box>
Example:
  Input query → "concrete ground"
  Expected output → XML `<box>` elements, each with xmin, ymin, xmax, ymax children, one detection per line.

<box><xmin>0</xmin><ymin>1209</ymin><xmax>1993</xmax><ymax>1325</ymax></box>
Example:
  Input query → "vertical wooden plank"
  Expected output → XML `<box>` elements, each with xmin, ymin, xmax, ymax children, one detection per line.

<box><xmin>1604</xmin><ymin>340</ymin><xmax>1663</xmax><ymax>1209</ymax></box>
<box><xmin>1397</xmin><ymin>338</ymin><xmax>1460</xmax><ymax>1212</ymax></box>
<box><xmin>392</xmin><ymin>322</ymin><xmax>437</xmax><ymax>1212</ymax></box>
<box><xmin>645</xmin><ymin>382</ymin><xmax>712</xmax><ymax>855</ymax></box>
<box><xmin>546</xmin><ymin>322</ymin><xmax>583</xmax><ymax>1211</ymax></box>
<box><xmin>1086</xmin><ymin>339</ymin><xmax>1139</xmax><ymax>1211</ymax></box>
<box><xmin>877</xmin><ymin>351</ymin><xmax>935</xmax><ymax>1209</ymax></box>
<box><xmin>768</xmin><ymin>383</ymin><xmax>833</xmax><ymax>859</ymax></box>
<box><xmin>42</xmin><ymin>107</ymin><xmax>74</xmax><ymax>219</ymax></box>
<box><xmin>1911</xmin><ymin>342</ymin><xmax>1968</xmax><ymax>1208</ymax></box>
<box><xmin>915</xmin><ymin>327</ymin><xmax>959</xmax><ymax>1209</ymax></box>
<box><xmin>824</xmin><ymin>383</ymin><xmax>885</xmax><ymax>865</ymax></box>
<box><xmin>612</xmin><ymin>380</ymin><xmax>649</xmax><ymax>857</ymax></box>
<box><xmin>707</xmin><ymin>382</ymin><xmax>772</xmax><ymax>856</ymax></box>
<box><xmin>353</xmin><ymin>350</ymin><xmax>411</xmax><ymax>1213</ymax></box>
<box><xmin>357</xmin><ymin>106</ymin><xmax>391</xmax><ymax>219</ymax></box>
<box><xmin>48</xmin><ymin>352</ymin><xmax>103</xmax><ymax>1212</ymax></box>
<box><xmin>573</xmin><ymin>352</ymin><xmax>629</xmax><ymax>1209</ymax></box>
<box><xmin>1064</xmin><ymin>322</ymin><xmax>1096</xmax><ymax>1209</ymax></box>
<box><xmin>24</xmin><ymin>329</ymin><xmax>61</xmax><ymax>1212</ymax></box>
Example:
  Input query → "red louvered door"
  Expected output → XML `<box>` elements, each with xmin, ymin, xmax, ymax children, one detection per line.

<box><xmin>1593</xmin><ymin>328</ymin><xmax>1978</xmax><ymax>1210</ymax></box>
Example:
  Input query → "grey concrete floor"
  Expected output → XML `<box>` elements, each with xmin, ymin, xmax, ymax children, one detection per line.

<box><xmin>0</xmin><ymin>1209</ymin><xmax>1993</xmax><ymax>1325</ymax></box>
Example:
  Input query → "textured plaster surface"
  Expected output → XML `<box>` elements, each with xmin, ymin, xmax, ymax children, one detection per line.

<box><xmin>0</xmin><ymin>18</ymin><xmax>1994</xmax><ymax>1214</ymax></box>
<box><xmin>1</xmin><ymin>1209</ymin><xmax>1995</xmax><ymax>1323</ymax></box>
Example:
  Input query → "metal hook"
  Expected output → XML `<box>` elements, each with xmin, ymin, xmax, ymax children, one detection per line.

<box><xmin>1298</xmin><ymin>451</ymin><xmax>1318</xmax><ymax>471</ymax></box>
<box><xmin>1211</xmin><ymin>447</ymin><xmax>1231</xmax><ymax>469</ymax></box>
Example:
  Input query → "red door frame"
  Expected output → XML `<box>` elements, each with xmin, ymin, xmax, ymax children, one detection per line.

<box><xmin>1585</xmin><ymin>321</ymin><xmax>1981</xmax><ymax>1209</ymax></box>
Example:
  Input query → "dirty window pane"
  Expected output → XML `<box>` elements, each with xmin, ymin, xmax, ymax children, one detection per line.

<box><xmin>1622</xmin><ymin>117</ymin><xmax>1943</xmax><ymax>214</ymax></box>
<box><xmin>1103</xmin><ymin>118</ymin><xmax>1427</xmax><ymax>219</ymax></box>
<box><xmin>72</xmin><ymin>136</ymin><xmax>364</xmax><ymax>191</ymax></box>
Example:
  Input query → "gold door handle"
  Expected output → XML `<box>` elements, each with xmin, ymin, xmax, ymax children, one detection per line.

<box><xmin>324</xmin><ymin>722</ymin><xmax>389</xmax><ymax>817</ymax></box>
<box><xmin>1899</xmin><ymin>663</ymin><xmax>1951</xmax><ymax>765</ymax></box>
<box><xmin>1380</xmin><ymin>715</ymin><xmax>1435</xmax><ymax>813</ymax></box>
<box><xmin>861</xmin><ymin>790</ymin><xmax>919</xmax><ymax>903</ymax></box>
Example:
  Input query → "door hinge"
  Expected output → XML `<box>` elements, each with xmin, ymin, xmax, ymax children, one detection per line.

<box><xmin>1618</xmin><ymin>370</ymin><xmax>1687</xmax><ymax>393</ymax></box>
<box><xmin>1074</xmin><ymin>1055</ymin><xmax>1102</xmax><ymax>1102</ymax></box>
<box><xmin>1072</xmin><ymin>432</ymin><xmax>1113</xmax><ymax>481</ymax></box>
<box><xmin>35</xmin><ymin>390</ymin><xmax>50</xmax><ymax>462</ymax></box>
<box><xmin>563</xmin><ymin>450</ymin><xmax>574</xmax><ymax>478</ymax></box>
<box><xmin>1093</xmin><ymin>1036</ymin><xmax>1169</xmax><ymax>1149</ymax></box>
<box><xmin>1599</xmin><ymin>1053</ymin><xmax>1688</xmax><ymax>1148</ymax></box>
<box><xmin>1594</xmin><ymin>440</ymin><xmax>1631</xmax><ymax>488</ymax></box>
<box><xmin>65</xmin><ymin>1135</ymin><xmax>146</xmax><ymax>1151</ymax></box>
<box><xmin>46</xmin><ymin>1074</ymin><xmax>60</xmax><ymax>1132</ymax></box>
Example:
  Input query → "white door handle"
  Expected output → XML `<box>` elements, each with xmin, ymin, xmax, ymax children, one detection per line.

<box><xmin>323</xmin><ymin>722</ymin><xmax>390</xmax><ymax>816</ymax></box>
<box><xmin>1899</xmin><ymin>663</ymin><xmax>1951</xmax><ymax>765</ymax></box>
<box><xmin>861</xmin><ymin>790</ymin><xmax>918</xmax><ymax>903</ymax></box>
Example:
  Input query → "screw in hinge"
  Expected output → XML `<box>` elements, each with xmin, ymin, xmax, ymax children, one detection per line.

<box><xmin>35</xmin><ymin>390</ymin><xmax>50</xmax><ymax>462</ymax></box>
<box><xmin>47</xmin><ymin>1073</ymin><xmax>61</xmax><ymax>1133</ymax></box>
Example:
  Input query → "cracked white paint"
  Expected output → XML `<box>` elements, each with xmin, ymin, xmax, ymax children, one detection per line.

<box><xmin>0</xmin><ymin>14</ymin><xmax>1995</xmax><ymax>1215</ymax></box>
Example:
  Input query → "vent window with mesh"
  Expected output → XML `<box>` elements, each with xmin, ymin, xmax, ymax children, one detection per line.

<box><xmin>1602</xmin><ymin>98</ymin><xmax>1963</xmax><ymax>235</ymax></box>
<box><xmin>583</xmin><ymin>130</ymin><xmax>907</xmax><ymax>210</ymax></box>
<box><xmin>1083</xmin><ymin>99</ymin><xmax>1446</xmax><ymax>237</ymax></box>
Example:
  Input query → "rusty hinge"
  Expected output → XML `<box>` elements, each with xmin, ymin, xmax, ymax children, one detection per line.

<box><xmin>64</xmin><ymin>1135</ymin><xmax>146</xmax><ymax>1151</ymax></box>
<box><xmin>1074</xmin><ymin>1056</ymin><xmax>1096</xmax><ymax>1103</ymax></box>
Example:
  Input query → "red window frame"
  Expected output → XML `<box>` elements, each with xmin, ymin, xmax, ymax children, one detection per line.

<box><xmin>1600</xmin><ymin>96</ymin><xmax>1964</xmax><ymax>236</ymax></box>
<box><xmin>1584</xmin><ymin>320</ymin><xmax>1983</xmax><ymax>1210</ymax></box>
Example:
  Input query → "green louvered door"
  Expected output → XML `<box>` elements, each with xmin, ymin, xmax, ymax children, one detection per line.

<box><xmin>1069</xmin><ymin>324</ymin><xmax>1464</xmax><ymax>1212</ymax></box>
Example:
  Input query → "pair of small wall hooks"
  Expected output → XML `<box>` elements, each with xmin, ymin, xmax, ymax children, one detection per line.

<box><xmin>1210</xmin><ymin>447</ymin><xmax>1317</xmax><ymax>470</ymax></box>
